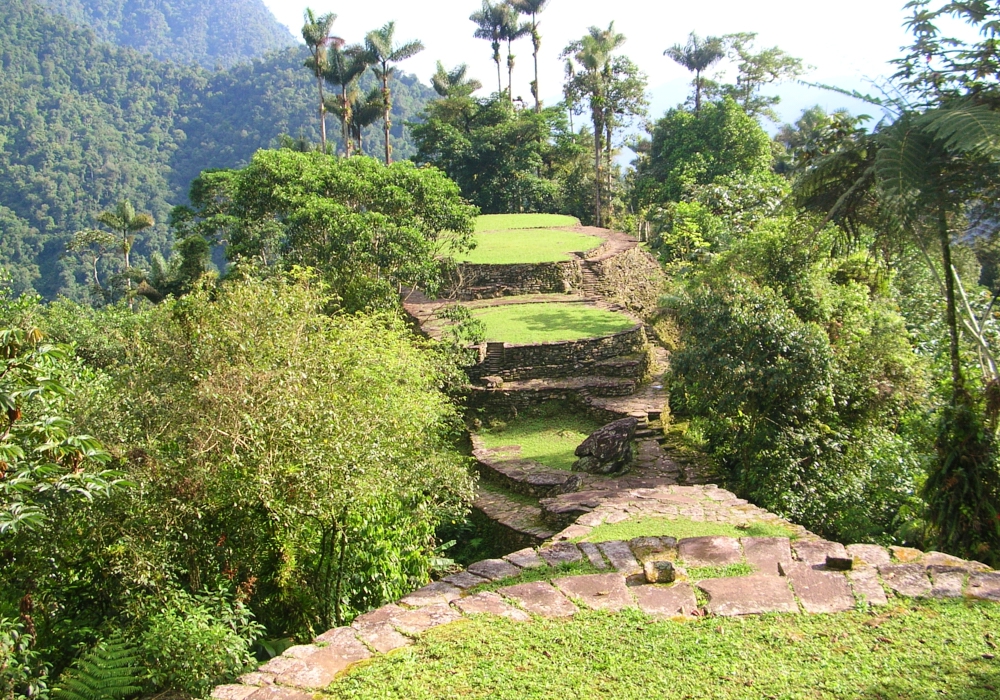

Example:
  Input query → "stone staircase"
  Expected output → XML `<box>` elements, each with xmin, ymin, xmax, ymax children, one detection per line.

<box><xmin>578</xmin><ymin>259</ymin><xmax>602</xmax><ymax>298</ymax></box>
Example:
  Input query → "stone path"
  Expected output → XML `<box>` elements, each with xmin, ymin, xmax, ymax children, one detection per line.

<box><xmin>213</xmin><ymin>524</ymin><xmax>1000</xmax><ymax>700</ymax></box>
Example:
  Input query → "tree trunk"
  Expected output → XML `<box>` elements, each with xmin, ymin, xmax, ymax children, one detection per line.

<box><xmin>532</xmin><ymin>29</ymin><xmax>541</xmax><ymax>112</ymax></box>
<box><xmin>593</xmin><ymin>114</ymin><xmax>602</xmax><ymax>227</ymax></box>
<box><xmin>694</xmin><ymin>69</ymin><xmax>701</xmax><ymax>113</ymax></box>
<box><xmin>507</xmin><ymin>41</ymin><xmax>514</xmax><ymax>103</ymax></box>
<box><xmin>382</xmin><ymin>66</ymin><xmax>392</xmax><ymax>165</ymax></box>
<box><xmin>318</xmin><ymin>75</ymin><xmax>327</xmax><ymax>152</ymax></box>
<box><xmin>940</xmin><ymin>206</ymin><xmax>965</xmax><ymax>397</ymax></box>
<box><xmin>341</xmin><ymin>86</ymin><xmax>352</xmax><ymax>157</ymax></box>
<box><xmin>495</xmin><ymin>49</ymin><xmax>502</xmax><ymax>95</ymax></box>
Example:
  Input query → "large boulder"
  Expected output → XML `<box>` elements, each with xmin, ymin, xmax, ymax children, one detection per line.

<box><xmin>572</xmin><ymin>417</ymin><xmax>638</xmax><ymax>474</ymax></box>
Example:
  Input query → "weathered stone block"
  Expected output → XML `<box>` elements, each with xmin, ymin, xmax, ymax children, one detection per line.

<box><xmin>442</xmin><ymin>571</ymin><xmax>490</xmax><ymax>590</ymax></box>
<box><xmin>793</xmin><ymin>540</ymin><xmax>849</xmax><ymax>566</ymax></box>
<box><xmin>779</xmin><ymin>562</ymin><xmax>855</xmax><ymax>613</ymax></box>
<box><xmin>504</xmin><ymin>547</ymin><xmax>547</xmax><ymax>570</ymax></box>
<box><xmin>573</xmin><ymin>418</ymin><xmax>639</xmax><ymax>474</ymax></box>
<box><xmin>398</xmin><ymin>581</ymin><xmax>463</xmax><ymax>608</ymax></box>
<box><xmin>878</xmin><ymin>564</ymin><xmax>931</xmax><ymax>598</ymax></box>
<box><xmin>848</xmin><ymin>568</ymin><xmax>889</xmax><ymax>607</ymax></box>
<box><xmin>597</xmin><ymin>540</ymin><xmax>642</xmax><ymax>575</ymax></box>
<box><xmin>553</xmin><ymin>573</ymin><xmax>634</xmax><ymax>612</ymax></box>
<box><xmin>741</xmin><ymin>537</ymin><xmax>792</xmax><ymax>576</ymax></box>
<box><xmin>697</xmin><ymin>576</ymin><xmax>799</xmax><ymax>616</ymax></box>
<box><xmin>468</xmin><ymin>558</ymin><xmax>522</xmax><ymax>582</ymax></box>
<box><xmin>539</xmin><ymin>542</ymin><xmax>583</xmax><ymax>567</ymax></box>
<box><xmin>631</xmin><ymin>583</ymin><xmax>698</xmax><ymax>617</ymax></box>
<box><xmin>454</xmin><ymin>591</ymin><xmax>531</xmax><ymax>621</ymax></box>
<box><xmin>846</xmin><ymin>544</ymin><xmax>891</xmax><ymax>568</ymax></box>
<box><xmin>499</xmin><ymin>581</ymin><xmax>578</xmax><ymax>618</ymax></box>
<box><xmin>967</xmin><ymin>572</ymin><xmax>1000</xmax><ymax>601</ymax></box>
<box><xmin>644</xmin><ymin>560</ymin><xmax>676</xmax><ymax>584</ymax></box>
<box><xmin>678</xmin><ymin>536</ymin><xmax>743</xmax><ymax>567</ymax></box>
<box><xmin>629</xmin><ymin>536</ymin><xmax>676</xmax><ymax>562</ymax></box>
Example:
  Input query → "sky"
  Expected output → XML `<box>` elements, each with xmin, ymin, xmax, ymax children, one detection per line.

<box><xmin>260</xmin><ymin>0</ymin><xmax>924</xmax><ymax>125</ymax></box>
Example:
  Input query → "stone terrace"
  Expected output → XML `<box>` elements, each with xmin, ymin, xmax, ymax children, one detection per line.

<box><xmin>212</xmin><ymin>485</ymin><xmax>1000</xmax><ymax>700</ymax></box>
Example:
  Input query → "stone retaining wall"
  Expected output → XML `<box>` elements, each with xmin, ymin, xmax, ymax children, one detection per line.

<box><xmin>591</xmin><ymin>247</ymin><xmax>667</xmax><ymax>318</ymax></box>
<box><xmin>447</xmin><ymin>261</ymin><xmax>582</xmax><ymax>300</ymax></box>
<box><xmin>469</xmin><ymin>326</ymin><xmax>647</xmax><ymax>382</ymax></box>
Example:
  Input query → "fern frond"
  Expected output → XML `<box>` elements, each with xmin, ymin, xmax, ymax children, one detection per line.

<box><xmin>917</xmin><ymin>101</ymin><xmax>1000</xmax><ymax>156</ymax></box>
<box><xmin>874</xmin><ymin>119</ymin><xmax>934</xmax><ymax>219</ymax></box>
<box><xmin>52</xmin><ymin>635</ymin><xmax>144</xmax><ymax>700</ymax></box>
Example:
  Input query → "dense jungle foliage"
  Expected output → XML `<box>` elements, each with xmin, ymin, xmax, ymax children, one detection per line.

<box><xmin>37</xmin><ymin>0</ymin><xmax>295</xmax><ymax>69</ymax></box>
<box><xmin>5</xmin><ymin>0</ymin><xmax>1000</xmax><ymax>697</ymax></box>
<box><xmin>0</xmin><ymin>0</ymin><xmax>436</xmax><ymax>301</ymax></box>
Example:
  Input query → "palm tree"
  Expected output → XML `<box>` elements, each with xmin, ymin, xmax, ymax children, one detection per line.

<box><xmin>302</xmin><ymin>9</ymin><xmax>340</xmax><ymax>152</ymax></box>
<box><xmin>325</xmin><ymin>45</ymin><xmax>371</xmax><ymax>157</ymax></box>
<box><xmin>350</xmin><ymin>88</ymin><xmax>386</xmax><ymax>157</ymax></box>
<box><xmin>365</xmin><ymin>22</ymin><xmax>424</xmax><ymax>164</ymax></box>
<box><xmin>470</xmin><ymin>1</ymin><xmax>506</xmax><ymax>96</ymax></box>
<box><xmin>664</xmin><ymin>32</ymin><xmax>725</xmax><ymax>113</ymax></box>
<box><xmin>564</xmin><ymin>22</ymin><xmax>626</xmax><ymax>226</ymax></box>
<box><xmin>97</xmin><ymin>200</ymin><xmax>154</xmax><ymax>273</ymax></box>
<box><xmin>499</xmin><ymin>3</ymin><xmax>530</xmax><ymax>102</ymax></box>
<box><xmin>431</xmin><ymin>62</ymin><xmax>482</xmax><ymax>98</ymax></box>
<box><xmin>509</xmin><ymin>0</ymin><xmax>550</xmax><ymax>112</ymax></box>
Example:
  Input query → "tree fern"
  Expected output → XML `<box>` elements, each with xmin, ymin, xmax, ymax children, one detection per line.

<box><xmin>52</xmin><ymin>636</ymin><xmax>143</xmax><ymax>700</ymax></box>
<box><xmin>917</xmin><ymin>100</ymin><xmax>1000</xmax><ymax>156</ymax></box>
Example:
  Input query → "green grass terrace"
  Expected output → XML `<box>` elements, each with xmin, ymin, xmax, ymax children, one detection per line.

<box><xmin>473</xmin><ymin>301</ymin><xmax>636</xmax><ymax>345</ymax></box>
<box><xmin>454</xmin><ymin>214</ymin><xmax>602</xmax><ymax>265</ymax></box>
<box><xmin>477</xmin><ymin>403</ymin><xmax>603</xmax><ymax>471</ymax></box>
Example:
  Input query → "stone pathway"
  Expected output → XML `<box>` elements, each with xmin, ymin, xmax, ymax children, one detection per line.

<box><xmin>213</xmin><ymin>525</ymin><xmax>1000</xmax><ymax>700</ymax></box>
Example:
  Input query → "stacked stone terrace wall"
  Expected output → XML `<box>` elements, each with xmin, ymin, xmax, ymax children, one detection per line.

<box><xmin>469</xmin><ymin>326</ymin><xmax>647</xmax><ymax>382</ymax></box>
<box><xmin>448</xmin><ymin>261</ymin><xmax>582</xmax><ymax>300</ymax></box>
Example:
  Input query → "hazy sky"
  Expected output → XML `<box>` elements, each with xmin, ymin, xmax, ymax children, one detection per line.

<box><xmin>260</xmin><ymin>0</ymin><xmax>923</xmax><ymax>123</ymax></box>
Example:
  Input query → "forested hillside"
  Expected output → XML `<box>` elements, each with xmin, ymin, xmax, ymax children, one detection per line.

<box><xmin>0</xmin><ymin>0</ymin><xmax>436</xmax><ymax>299</ymax></box>
<box><xmin>37</xmin><ymin>0</ymin><xmax>295</xmax><ymax>69</ymax></box>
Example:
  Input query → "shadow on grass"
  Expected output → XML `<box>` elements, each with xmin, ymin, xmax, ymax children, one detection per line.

<box><xmin>858</xmin><ymin>664</ymin><xmax>1000</xmax><ymax>699</ymax></box>
<box><xmin>478</xmin><ymin>305</ymin><xmax>635</xmax><ymax>343</ymax></box>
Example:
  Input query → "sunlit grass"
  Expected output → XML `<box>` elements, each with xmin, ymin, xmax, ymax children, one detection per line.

<box><xmin>580</xmin><ymin>516</ymin><xmax>797</xmax><ymax>543</ymax></box>
<box><xmin>459</xmin><ymin>229</ymin><xmax>603</xmax><ymax>264</ymax></box>
<box><xmin>473</xmin><ymin>302</ymin><xmax>635</xmax><ymax>344</ymax></box>
<box><xmin>475</xmin><ymin>213</ymin><xmax>580</xmax><ymax>232</ymax></box>
<box><xmin>478</xmin><ymin>405</ymin><xmax>602</xmax><ymax>471</ymax></box>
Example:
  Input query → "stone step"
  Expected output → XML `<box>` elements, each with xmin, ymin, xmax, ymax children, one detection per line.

<box><xmin>475</xmin><ymin>457</ymin><xmax>582</xmax><ymax>498</ymax></box>
<box><xmin>473</xmin><ymin>486</ymin><xmax>555</xmax><ymax>543</ymax></box>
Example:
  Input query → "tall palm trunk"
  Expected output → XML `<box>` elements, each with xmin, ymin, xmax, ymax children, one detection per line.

<box><xmin>341</xmin><ymin>86</ymin><xmax>352</xmax><ymax>157</ymax></box>
<box><xmin>317</xmin><ymin>75</ymin><xmax>327</xmax><ymax>152</ymax></box>
<box><xmin>939</xmin><ymin>206</ymin><xmax>965</xmax><ymax>396</ymax></box>
<box><xmin>694</xmin><ymin>69</ymin><xmax>702</xmax><ymax>113</ymax></box>
<box><xmin>494</xmin><ymin>46</ymin><xmax>502</xmax><ymax>95</ymax></box>
<box><xmin>507</xmin><ymin>40</ymin><xmax>514</xmax><ymax>101</ymax></box>
<box><xmin>592</xmin><ymin>111</ymin><xmax>603</xmax><ymax>227</ymax></box>
<box><xmin>531</xmin><ymin>15</ymin><xmax>541</xmax><ymax>112</ymax></box>
<box><xmin>380</xmin><ymin>65</ymin><xmax>392</xmax><ymax>164</ymax></box>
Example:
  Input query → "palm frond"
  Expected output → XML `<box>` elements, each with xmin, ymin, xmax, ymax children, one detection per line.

<box><xmin>917</xmin><ymin>101</ymin><xmax>1000</xmax><ymax>155</ymax></box>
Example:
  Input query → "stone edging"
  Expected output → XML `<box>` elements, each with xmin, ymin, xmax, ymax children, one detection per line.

<box><xmin>209</xmin><ymin>486</ymin><xmax>1000</xmax><ymax>700</ymax></box>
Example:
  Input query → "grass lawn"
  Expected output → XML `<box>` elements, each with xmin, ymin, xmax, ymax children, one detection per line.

<box><xmin>580</xmin><ymin>516</ymin><xmax>797</xmax><ymax>543</ymax></box>
<box><xmin>459</xmin><ymin>229</ymin><xmax>603</xmax><ymax>264</ymax></box>
<box><xmin>474</xmin><ymin>302</ymin><xmax>635</xmax><ymax>344</ymax></box>
<box><xmin>475</xmin><ymin>213</ymin><xmax>580</xmax><ymax>232</ymax></box>
<box><xmin>327</xmin><ymin>601</ymin><xmax>1000</xmax><ymax>699</ymax></box>
<box><xmin>478</xmin><ymin>405</ymin><xmax>603</xmax><ymax>471</ymax></box>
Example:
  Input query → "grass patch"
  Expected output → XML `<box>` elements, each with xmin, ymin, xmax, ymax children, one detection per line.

<box><xmin>685</xmin><ymin>562</ymin><xmax>757</xmax><ymax>580</ymax></box>
<box><xmin>469</xmin><ymin>560</ymin><xmax>607</xmax><ymax>594</ymax></box>
<box><xmin>459</xmin><ymin>229</ymin><xmax>603</xmax><ymax>264</ymax></box>
<box><xmin>475</xmin><ymin>481</ymin><xmax>540</xmax><ymax>508</ymax></box>
<box><xmin>475</xmin><ymin>214</ymin><xmax>580</xmax><ymax>232</ymax></box>
<box><xmin>473</xmin><ymin>302</ymin><xmax>635</xmax><ymax>344</ymax></box>
<box><xmin>478</xmin><ymin>406</ymin><xmax>602</xmax><ymax>471</ymax></box>
<box><xmin>327</xmin><ymin>600</ymin><xmax>1000</xmax><ymax>699</ymax></box>
<box><xmin>580</xmin><ymin>516</ymin><xmax>796</xmax><ymax>543</ymax></box>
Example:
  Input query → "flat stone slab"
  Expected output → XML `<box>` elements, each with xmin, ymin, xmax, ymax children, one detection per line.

<box><xmin>846</xmin><ymin>544</ymin><xmax>891</xmax><ymax>568</ymax></box>
<box><xmin>848</xmin><ymin>569</ymin><xmax>889</xmax><ymax>607</ymax></box>
<box><xmin>678</xmin><ymin>536</ymin><xmax>743</xmax><ymax>567</ymax></box>
<box><xmin>921</xmin><ymin>551</ymin><xmax>976</xmax><ymax>568</ymax></box>
<box><xmin>442</xmin><ymin>571</ymin><xmax>489</xmax><ymax>590</ymax></box>
<box><xmin>246</xmin><ymin>687</ymin><xmax>313</xmax><ymax>700</ymax></box>
<box><xmin>350</xmin><ymin>620</ymin><xmax>411</xmax><ymax>654</ymax></box>
<box><xmin>468</xmin><ymin>558</ymin><xmax>522</xmax><ymax>582</ymax></box>
<box><xmin>399</xmin><ymin>581</ymin><xmax>462</xmax><ymax>608</ymax></box>
<box><xmin>928</xmin><ymin>566</ymin><xmax>966</xmax><ymax>598</ymax></box>
<box><xmin>878</xmin><ymin>564</ymin><xmax>932</xmax><ymax>598</ymax></box>
<box><xmin>780</xmin><ymin>562</ymin><xmax>855</xmax><ymax>614</ymax></box>
<box><xmin>499</xmin><ymin>581</ymin><xmax>578</xmax><ymax>618</ymax></box>
<box><xmin>505</xmin><ymin>547</ymin><xmax>547</xmax><ymax>570</ymax></box>
<box><xmin>628</xmin><ymin>536</ymin><xmax>676</xmax><ymax>562</ymax></box>
<box><xmin>890</xmin><ymin>546</ymin><xmax>924</xmax><ymax>563</ymax></box>
<box><xmin>596</xmin><ymin>539</ymin><xmax>642</xmax><ymax>575</ymax></box>
<box><xmin>742</xmin><ymin>537</ymin><xmax>792</xmax><ymax>576</ymax></box>
<box><xmin>237</xmin><ymin>673</ymin><xmax>275</xmax><ymax>687</ymax></box>
<box><xmin>539</xmin><ymin>542</ymin><xmax>583</xmax><ymax>566</ymax></box>
<box><xmin>212</xmin><ymin>686</ymin><xmax>258</xmax><ymax>700</ymax></box>
<box><xmin>631</xmin><ymin>584</ymin><xmax>698</xmax><ymax>617</ymax></box>
<box><xmin>697</xmin><ymin>576</ymin><xmax>799</xmax><ymax>616</ymax></box>
<box><xmin>793</xmin><ymin>540</ymin><xmax>849</xmax><ymax>566</ymax></box>
<box><xmin>968</xmin><ymin>572</ymin><xmax>1000</xmax><ymax>601</ymax></box>
<box><xmin>553</xmin><ymin>573</ymin><xmax>634</xmax><ymax>612</ymax></box>
<box><xmin>578</xmin><ymin>542</ymin><xmax>608</xmax><ymax>569</ymax></box>
<box><xmin>259</xmin><ymin>636</ymin><xmax>370</xmax><ymax>689</ymax></box>
<box><xmin>391</xmin><ymin>603</ymin><xmax>462</xmax><ymax>636</ymax></box>
<box><xmin>454</xmin><ymin>591</ymin><xmax>531</xmax><ymax>621</ymax></box>
<box><xmin>351</xmin><ymin>604</ymin><xmax>406</xmax><ymax>628</ymax></box>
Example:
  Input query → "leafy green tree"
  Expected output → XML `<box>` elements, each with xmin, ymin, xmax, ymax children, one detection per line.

<box><xmin>664</xmin><ymin>32</ymin><xmax>725</xmax><ymax>113</ymax></box>
<box><xmin>431</xmin><ymin>62</ymin><xmax>483</xmax><ymax>98</ymax></box>
<box><xmin>470</xmin><ymin>0</ymin><xmax>507</xmax><ymax>96</ymax></box>
<box><xmin>66</xmin><ymin>229</ymin><xmax>119</xmax><ymax>296</ymax></box>
<box><xmin>182</xmin><ymin>150</ymin><xmax>477</xmax><ymax>310</ymax></box>
<box><xmin>635</xmin><ymin>98</ymin><xmax>773</xmax><ymax>207</ymax></box>
<box><xmin>509</xmin><ymin>0</ymin><xmax>550</xmax><ymax>111</ymax></box>
<box><xmin>364</xmin><ymin>22</ymin><xmax>425</xmax><ymax>164</ymax></box>
<box><xmin>301</xmin><ymin>9</ymin><xmax>340</xmax><ymax>153</ymax></box>
<box><xmin>715</xmin><ymin>32</ymin><xmax>804</xmax><ymax>121</ymax></box>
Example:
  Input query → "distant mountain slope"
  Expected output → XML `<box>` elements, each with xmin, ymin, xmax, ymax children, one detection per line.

<box><xmin>37</xmin><ymin>0</ymin><xmax>295</xmax><ymax>69</ymax></box>
<box><xmin>0</xmin><ymin>0</ymin><xmax>436</xmax><ymax>300</ymax></box>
